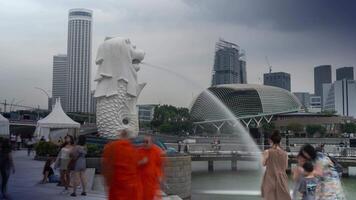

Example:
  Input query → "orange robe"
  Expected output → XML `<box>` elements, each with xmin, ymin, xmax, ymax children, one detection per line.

<box><xmin>102</xmin><ymin>140</ymin><xmax>142</xmax><ymax>200</ymax></box>
<box><xmin>138</xmin><ymin>145</ymin><xmax>165</xmax><ymax>200</ymax></box>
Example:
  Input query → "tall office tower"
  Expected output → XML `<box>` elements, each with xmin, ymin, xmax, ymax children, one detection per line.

<box><xmin>314</xmin><ymin>65</ymin><xmax>332</xmax><ymax>98</ymax></box>
<box><xmin>336</xmin><ymin>67</ymin><xmax>354</xmax><ymax>81</ymax></box>
<box><xmin>263</xmin><ymin>72</ymin><xmax>291</xmax><ymax>91</ymax></box>
<box><xmin>293</xmin><ymin>92</ymin><xmax>310</xmax><ymax>109</ymax></box>
<box><xmin>211</xmin><ymin>39</ymin><xmax>247</xmax><ymax>86</ymax></box>
<box><xmin>323</xmin><ymin>79</ymin><xmax>356</xmax><ymax>117</ymax></box>
<box><xmin>89</xmin><ymin>90</ymin><xmax>96</xmax><ymax>113</ymax></box>
<box><xmin>52</xmin><ymin>54</ymin><xmax>69</xmax><ymax>111</ymax></box>
<box><xmin>239</xmin><ymin>60</ymin><xmax>247</xmax><ymax>84</ymax></box>
<box><xmin>67</xmin><ymin>8</ymin><xmax>93</xmax><ymax>113</ymax></box>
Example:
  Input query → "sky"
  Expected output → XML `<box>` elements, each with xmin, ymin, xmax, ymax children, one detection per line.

<box><xmin>1</xmin><ymin>0</ymin><xmax>356</xmax><ymax>110</ymax></box>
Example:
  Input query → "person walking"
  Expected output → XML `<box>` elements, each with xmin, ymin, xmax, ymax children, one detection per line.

<box><xmin>55</xmin><ymin>135</ymin><xmax>74</xmax><ymax>192</ymax></box>
<box><xmin>298</xmin><ymin>144</ymin><xmax>345</xmax><ymax>200</ymax></box>
<box><xmin>69</xmin><ymin>135</ymin><xmax>87</xmax><ymax>197</ymax></box>
<box><xmin>102</xmin><ymin>129</ymin><xmax>146</xmax><ymax>200</ymax></box>
<box><xmin>138</xmin><ymin>136</ymin><xmax>165</xmax><ymax>200</ymax></box>
<box><xmin>0</xmin><ymin>138</ymin><xmax>15</xmax><ymax>199</ymax></box>
<box><xmin>26</xmin><ymin>137</ymin><xmax>35</xmax><ymax>156</ymax></box>
<box><xmin>261</xmin><ymin>131</ymin><xmax>291</xmax><ymax>200</ymax></box>
<box><xmin>10</xmin><ymin>135</ymin><xmax>16</xmax><ymax>150</ymax></box>
<box><xmin>16</xmin><ymin>135</ymin><xmax>21</xmax><ymax>150</ymax></box>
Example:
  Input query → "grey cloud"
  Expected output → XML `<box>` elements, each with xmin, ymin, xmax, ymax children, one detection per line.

<box><xmin>183</xmin><ymin>0</ymin><xmax>356</xmax><ymax>34</ymax></box>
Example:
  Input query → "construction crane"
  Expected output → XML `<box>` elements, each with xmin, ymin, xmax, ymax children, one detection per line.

<box><xmin>265</xmin><ymin>56</ymin><xmax>272</xmax><ymax>73</ymax></box>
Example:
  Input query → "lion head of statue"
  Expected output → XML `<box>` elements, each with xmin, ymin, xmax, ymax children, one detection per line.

<box><xmin>94</xmin><ymin>36</ymin><xmax>145</xmax><ymax>98</ymax></box>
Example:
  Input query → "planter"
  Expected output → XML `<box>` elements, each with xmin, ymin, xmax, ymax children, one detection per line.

<box><xmin>163</xmin><ymin>154</ymin><xmax>191</xmax><ymax>200</ymax></box>
<box><xmin>86</xmin><ymin>157</ymin><xmax>102</xmax><ymax>173</ymax></box>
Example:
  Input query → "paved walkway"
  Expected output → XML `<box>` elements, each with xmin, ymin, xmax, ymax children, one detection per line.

<box><xmin>7</xmin><ymin>151</ymin><xmax>181</xmax><ymax>200</ymax></box>
<box><xmin>7</xmin><ymin>150</ymin><xmax>106</xmax><ymax>200</ymax></box>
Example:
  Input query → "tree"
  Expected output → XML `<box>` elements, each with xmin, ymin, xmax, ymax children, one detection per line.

<box><xmin>341</xmin><ymin>123</ymin><xmax>356</xmax><ymax>133</ymax></box>
<box><xmin>286</xmin><ymin>123</ymin><xmax>303</xmax><ymax>136</ymax></box>
<box><xmin>306</xmin><ymin>124</ymin><xmax>326</xmax><ymax>137</ymax></box>
<box><xmin>320</xmin><ymin>110</ymin><xmax>337</xmax><ymax>116</ymax></box>
<box><xmin>262</xmin><ymin>122</ymin><xmax>275</xmax><ymax>135</ymax></box>
<box><xmin>151</xmin><ymin>105</ymin><xmax>193</xmax><ymax>134</ymax></box>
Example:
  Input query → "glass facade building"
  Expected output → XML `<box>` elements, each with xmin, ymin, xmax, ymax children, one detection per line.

<box><xmin>190</xmin><ymin>84</ymin><xmax>301</xmax><ymax>121</ymax></box>
<box><xmin>336</xmin><ymin>66</ymin><xmax>354</xmax><ymax>81</ymax></box>
<box><xmin>323</xmin><ymin>80</ymin><xmax>356</xmax><ymax>117</ymax></box>
<box><xmin>314</xmin><ymin>65</ymin><xmax>332</xmax><ymax>102</ymax></box>
<box><xmin>293</xmin><ymin>92</ymin><xmax>310</xmax><ymax>109</ymax></box>
<box><xmin>52</xmin><ymin>54</ymin><xmax>68</xmax><ymax>111</ymax></box>
<box><xmin>67</xmin><ymin>8</ymin><xmax>93</xmax><ymax>113</ymax></box>
<box><xmin>263</xmin><ymin>72</ymin><xmax>291</xmax><ymax>91</ymax></box>
<box><xmin>211</xmin><ymin>39</ymin><xmax>247</xmax><ymax>86</ymax></box>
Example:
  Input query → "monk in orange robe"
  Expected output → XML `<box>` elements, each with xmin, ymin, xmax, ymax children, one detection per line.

<box><xmin>138</xmin><ymin>136</ymin><xmax>165</xmax><ymax>200</ymax></box>
<box><xmin>102</xmin><ymin>130</ymin><xmax>147</xmax><ymax>200</ymax></box>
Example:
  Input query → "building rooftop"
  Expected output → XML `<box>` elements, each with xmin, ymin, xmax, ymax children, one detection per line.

<box><xmin>190</xmin><ymin>84</ymin><xmax>301</xmax><ymax>121</ymax></box>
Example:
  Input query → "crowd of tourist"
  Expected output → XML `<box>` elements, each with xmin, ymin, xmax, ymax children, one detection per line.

<box><xmin>51</xmin><ymin>135</ymin><xmax>87</xmax><ymax>197</ymax></box>
<box><xmin>1</xmin><ymin>128</ymin><xmax>349</xmax><ymax>200</ymax></box>
<box><xmin>261</xmin><ymin>130</ymin><xmax>345</xmax><ymax>200</ymax></box>
<box><xmin>44</xmin><ymin>129</ymin><xmax>166</xmax><ymax>200</ymax></box>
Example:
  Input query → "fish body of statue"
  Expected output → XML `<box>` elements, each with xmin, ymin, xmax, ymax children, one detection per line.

<box><xmin>94</xmin><ymin>37</ymin><xmax>145</xmax><ymax>138</ymax></box>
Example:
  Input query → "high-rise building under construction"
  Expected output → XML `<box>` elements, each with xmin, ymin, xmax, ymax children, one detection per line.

<box><xmin>211</xmin><ymin>39</ymin><xmax>247</xmax><ymax>86</ymax></box>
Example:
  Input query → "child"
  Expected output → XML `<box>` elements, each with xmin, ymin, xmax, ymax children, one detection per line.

<box><xmin>42</xmin><ymin>159</ymin><xmax>59</xmax><ymax>184</ymax></box>
<box><xmin>298</xmin><ymin>161</ymin><xmax>319</xmax><ymax>200</ymax></box>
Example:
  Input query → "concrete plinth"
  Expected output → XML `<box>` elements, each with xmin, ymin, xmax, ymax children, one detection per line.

<box><xmin>163</xmin><ymin>154</ymin><xmax>191</xmax><ymax>200</ymax></box>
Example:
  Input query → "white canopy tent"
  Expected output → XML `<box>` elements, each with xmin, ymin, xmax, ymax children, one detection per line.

<box><xmin>0</xmin><ymin>114</ymin><xmax>10</xmax><ymax>137</ymax></box>
<box><xmin>35</xmin><ymin>99</ymin><xmax>80</xmax><ymax>142</ymax></box>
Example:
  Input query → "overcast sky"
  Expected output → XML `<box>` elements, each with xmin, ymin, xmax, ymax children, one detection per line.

<box><xmin>1</xmin><ymin>0</ymin><xmax>356</xmax><ymax>110</ymax></box>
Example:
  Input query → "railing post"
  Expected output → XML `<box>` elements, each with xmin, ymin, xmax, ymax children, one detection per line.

<box><xmin>208</xmin><ymin>160</ymin><xmax>214</xmax><ymax>172</ymax></box>
<box><xmin>231</xmin><ymin>159</ymin><xmax>237</xmax><ymax>171</ymax></box>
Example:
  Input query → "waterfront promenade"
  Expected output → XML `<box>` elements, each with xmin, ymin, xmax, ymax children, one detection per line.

<box><xmin>7</xmin><ymin>151</ymin><xmax>181</xmax><ymax>200</ymax></box>
<box><xmin>7</xmin><ymin>151</ymin><xmax>106</xmax><ymax>200</ymax></box>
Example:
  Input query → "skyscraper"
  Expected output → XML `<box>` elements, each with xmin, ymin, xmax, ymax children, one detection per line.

<box><xmin>293</xmin><ymin>92</ymin><xmax>310</xmax><ymax>109</ymax></box>
<box><xmin>323</xmin><ymin>79</ymin><xmax>356</xmax><ymax>117</ymax></box>
<box><xmin>67</xmin><ymin>8</ymin><xmax>93</xmax><ymax>113</ymax></box>
<box><xmin>314</xmin><ymin>65</ymin><xmax>332</xmax><ymax>105</ymax></box>
<box><xmin>263</xmin><ymin>72</ymin><xmax>291</xmax><ymax>91</ymax></box>
<box><xmin>211</xmin><ymin>39</ymin><xmax>247</xmax><ymax>86</ymax></box>
<box><xmin>52</xmin><ymin>54</ymin><xmax>68</xmax><ymax>111</ymax></box>
<box><xmin>336</xmin><ymin>67</ymin><xmax>354</xmax><ymax>81</ymax></box>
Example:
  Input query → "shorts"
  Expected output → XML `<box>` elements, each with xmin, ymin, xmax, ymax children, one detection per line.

<box><xmin>60</xmin><ymin>159</ymin><xmax>70</xmax><ymax>171</ymax></box>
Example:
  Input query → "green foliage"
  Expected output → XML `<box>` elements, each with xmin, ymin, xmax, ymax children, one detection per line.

<box><xmin>306</xmin><ymin>124</ymin><xmax>326</xmax><ymax>137</ymax></box>
<box><xmin>287</xmin><ymin>123</ymin><xmax>303</xmax><ymax>134</ymax></box>
<box><xmin>262</xmin><ymin>122</ymin><xmax>275</xmax><ymax>134</ymax></box>
<box><xmin>341</xmin><ymin>123</ymin><xmax>356</xmax><ymax>133</ymax></box>
<box><xmin>151</xmin><ymin>105</ymin><xmax>193</xmax><ymax>134</ymax></box>
<box><xmin>35</xmin><ymin>141</ymin><xmax>59</xmax><ymax>157</ymax></box>
<box><xmin>86</xmin><ymin>144</ymin><xmax>102</xmax><ymax>157</ymax></box>
<box><xmin>320</xmin><ymin>110</ymin><xmax>337</xmax><ymax>116</ymax></box>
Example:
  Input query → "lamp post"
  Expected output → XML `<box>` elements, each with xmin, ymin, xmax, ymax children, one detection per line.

<box><xmin>34</xmin><ymin>87</ymin><xmax>51</xmax><ymax>120</ymax></box>
<box><xmin>34</xmin><ymin>87</ymin><xmax>50</xmax><ymax>99</ymax></box>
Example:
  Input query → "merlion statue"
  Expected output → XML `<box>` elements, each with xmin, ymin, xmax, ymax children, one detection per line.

<box><xmin>94</xmin><ymin>37</ymin><xmax>145</xmax><ymax>138</ymax></box>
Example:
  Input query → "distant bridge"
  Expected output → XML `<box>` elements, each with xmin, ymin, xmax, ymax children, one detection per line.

<box><xmin>166</xmin><ymin>143</ymin><xmax>356</xmax><ymax>173</ymax></box>
<box><xmin>9</xmin><ymin>120</ymin><xmax>37</xmax><ymax>126</ymax></box>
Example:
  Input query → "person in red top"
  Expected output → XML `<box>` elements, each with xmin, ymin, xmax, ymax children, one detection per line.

<box><xmin>138</xmin><ymin>135</ymin><xmax>165</xmax><ymax>200</ymax></box>
<box><xmin>102</xmin><ymin>129</ymin><xmax>147</xmax><ymax>200</ymax></box>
